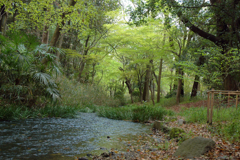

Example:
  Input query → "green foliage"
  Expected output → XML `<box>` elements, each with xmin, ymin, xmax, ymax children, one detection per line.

<box><xmin>165</xmin><ymin>89</ymin><xmax>176</xmax><ymax>98</ymax></box>
<box><xmin>0</xmin><ymin>105</ymin><xmax>76</xmax><ymax>121</ymax></box>
<box><xmin>179</xmin><ymin>106</ymin><xmax>240</xmax><ymax>141</ymax></box>
<box><xmin>222</xmin><ymin>120</ymin><xmax>240</xmax><ymax>142</ymax></box>
<box><xmin>58</xmin><ymin>76</ymin><xmax>121</xmax><ymax>107</ymax></box>
<box><xmin>97</xmin><ymin>104</ymin><xmax>175</xmax><ymax>122</ymax></box>
<box><xmin>169</xmin><ymin>127</ymin><xmax>185</xmax><ymax>139</ymax></box>
<box><xmin>0</xmin><ymin>32</ymin><xmax>61</xmax><ymax>106</ymax></box>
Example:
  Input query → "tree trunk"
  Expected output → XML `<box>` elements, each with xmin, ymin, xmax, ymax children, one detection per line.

<box><xmin>42</xmin><ymin>25</ymin><xmax>49</xmax><ymax>44</ymax></box>
<box><xmin>91</xmin><ymin>63</ymin><xmax>96</xmax><ymax>84</ymax></box>
<box><xmin>143</xmin><ymin>64</ymin><xmax>150</xmax><ymax>101</ymax></box>
<box><xmin>56</xmin><ymin>34</ymin><xmax>64</xmax><ymax>61</ymax></box>
<box><xmin>191</xmin><ymin>75</ymin><xmax>200</xmax><ymax>98</ymax></box>
<box><xmin>157</xmin><ymin>58</ymin><xmax>163</xmax><ymax>103</ymax></box>
<box><xmin>170</xmin><ymin>69</ymin><xmax>173</xmax><ymax>92</ymax></box>
<box><xmin>181</xmin><ymin>71</ymin><xmax>184</xmax><ymax>96</ymax></box>
<box><xmin>78</xmin><ymin>36</ymin><xmax>90</xmax><ymax>82</ymax></box>
<box><xmin>224</xmin><ymin>74</ymin><xmax>238</xmax><ymax>90</ymax></box>
<box><xmin>176</xmin><ymin>78</ymin><xmax>181</xmax><ymax>105</ymax></box>
<box><xmin>138</xmin><ymin>73</ymin><xmax>143</xmax><ymax>102</ymax></box>
<box><xmin>49</xmin><ymin>0</ymin><xmax>76</xmax><ymax>47</ymax></box>
<box><xmin>150</xmin><ymin>79</ymin><xmax>155</xmax><ymax>105</ymax></box>
<box><xmin>0</xmin><ymin>5</ymin><xmax>7</xmax><ymax>35</ymax></box>
<box><xmin>125</xmin><ymin>79</ymin><xmax>134</xmax><ymax>103</ymax></box>
<box><xmin>176</xmin><ymin>68</ymin><xmax>183</xmax><ymax>105</ymax></box>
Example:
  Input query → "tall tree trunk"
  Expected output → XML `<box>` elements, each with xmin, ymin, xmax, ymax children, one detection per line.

<box><xmin>56</xmin><ymin>34</ymin><xmax>64</xmax><ymax>61</ymax></box>
<box><xmin>181</xmin><ymin>70</ymin><xmax>184</xmax><ymax>96</ymax></box>
<box><xmin>191</xmin><ymin>75</ymin><xmax>200</xmax><ymax>98</ymax></box>
<box><xmin>150</xmin><ymin>79</ymin><xmax>155</xmax><ymax>105</ymax></box>
<box><xmin>0</xmin><ymin>5</ymin><xmax>7</xmax><ymax>35</ymax></box>
<box><xmin>191</xmin><ymin>55</ymin><xmax>205</xmax><ymax>97</ymax></box>
<box><xmin>125</xmin><ymin>79</ymin><xmax>134</xmax><ymax>103</ymax></box>
<box><xmin>42</xmin><ymin>25</ymin><xmax>49</xmax><ymax>44</ymax></box>
<box><xmin>157</xmin><ymin>58</ymin><xmax>163</xmax><ymax>103</ymax></box>
<box><xmin>78</xmin><ymin>35</ymin><xmax>90</xmax><ymax>82</ymax></box>
<box><xmin>137</xmin><ymin>73</ymin><xmax>143</xmax><ymax>102</ymax></box>
<box><xmin>170</xmin><ymin>69</ymin><xmax>173</xmax><ymax>92</ymax></box>
<box><xmin>176</xmin><ymin>68</ymin><xmax>183</xmax><ymax>105</ymax></box>
<box><xmin>91</xmin><ymin>63</ymin><xmax>96</xmax><ymax>84</ymax></box>
<box><xmin>224</xmin><ymin>74</ymin><xmax>238</xmax><ymax>90</ymax></box>
<box><xmin>143</xmin><ymin>64</ymin><xmax>150</xmax><ymax>101</ymax></box>
<box><xmin>49</xmin><ymin>0</ymin><xmax>76</xmax><ymax>47</ymax></box>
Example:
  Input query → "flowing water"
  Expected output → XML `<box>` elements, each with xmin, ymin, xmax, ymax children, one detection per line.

<box><xmin>0</xmin><ymin>112</ymin><xmax>151</xmax><ymax>160</ymax></box>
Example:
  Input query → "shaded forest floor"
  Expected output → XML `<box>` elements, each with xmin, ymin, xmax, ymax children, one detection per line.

<box><xmin>92</xmin><ymin>101</ymin><xmax>240</xmax><ymax>160</ymax></box>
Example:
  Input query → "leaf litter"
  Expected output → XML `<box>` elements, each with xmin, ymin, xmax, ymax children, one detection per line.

<box><xmin>93</xmin><ymin>117</ymin><xmax>240</xmax><ymax>160</ymax></box>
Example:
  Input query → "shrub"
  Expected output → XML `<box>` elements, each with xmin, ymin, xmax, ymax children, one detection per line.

<box><xmin>0</xmin><ymin>32</ymin><xmax>62</xmax><ymax>106</ymax></box>
<box><xmin>97</xmin><ymin>104</ymin><xmax>175</xmax><ymax>122</ymax></box>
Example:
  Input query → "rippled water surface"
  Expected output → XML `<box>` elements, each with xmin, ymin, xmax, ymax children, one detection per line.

<box><xmin>0</xmin><ymin>112</ymin><xmax>151</xmax><ymax>160</ymax></box>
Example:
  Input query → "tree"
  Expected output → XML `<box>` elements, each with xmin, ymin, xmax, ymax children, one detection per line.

<box><xmin>160</xmin><ymin>0</ymin><xmax>240</xmax><ymax>90</ymax></box>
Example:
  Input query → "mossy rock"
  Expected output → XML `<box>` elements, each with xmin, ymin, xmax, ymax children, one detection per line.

<box><xmin>170</xmin><ymin>128</ymin><xmax>185</xmax><ymax>139</ymax></box>
<box><xmin>153</xmin><ymin>121</ymin><xmax>170</xmax><ymax>133</ymax></box>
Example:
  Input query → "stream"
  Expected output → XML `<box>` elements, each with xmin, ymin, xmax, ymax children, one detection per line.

<box><xmin>0</xmin><ymin>112</ymin><xmax>151</xmax><ymax>160</ymax></box>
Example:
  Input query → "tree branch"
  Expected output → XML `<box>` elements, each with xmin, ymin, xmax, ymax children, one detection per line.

<box><xmin>168</xmin><ymin>0</ymin><xmax>220</xmax><ymax>46</ymax></box>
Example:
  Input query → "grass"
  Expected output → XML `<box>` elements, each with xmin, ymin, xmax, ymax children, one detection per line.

<box><xmin>179</xmin><ymin>105</ymin><xmax>240</xmax><ymax>142</ymax></box>
<box><xmin>179</xmin><ymin>106</ymin><xmax>240</xmax><ymax>123</ymax></box>
<box><xmin>95</xmin><ymin>104</ymin><xmax>175</xmax><ymax>122</ymax></box>
<box><xmin>0</xmin><ymin>105</ymin><xmax>77</xmax><ymax>121</ymax></box>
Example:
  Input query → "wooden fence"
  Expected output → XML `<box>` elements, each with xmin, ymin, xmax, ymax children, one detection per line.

<box><xmin>207</xmin><ymin>89</ymin><xmax>240</xmax><ymax>125</ymax></box>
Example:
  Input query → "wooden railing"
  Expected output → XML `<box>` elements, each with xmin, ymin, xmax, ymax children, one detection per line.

<box><xmin>207</xmin><ymin>89</ymin><xmax>240</xmax><ymax>125</ymax></box>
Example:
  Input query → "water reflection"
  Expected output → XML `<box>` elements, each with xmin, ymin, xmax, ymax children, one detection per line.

<box><xmin>0</xmin><ymin>113</ymin><xmax>150</xmax><ymax>159</ymax></box>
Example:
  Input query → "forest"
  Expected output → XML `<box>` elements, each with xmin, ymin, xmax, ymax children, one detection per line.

<box><xmin>0</xmin><ymin>0</ymin><xmax>240</xmax><ymax>159</ymax></box>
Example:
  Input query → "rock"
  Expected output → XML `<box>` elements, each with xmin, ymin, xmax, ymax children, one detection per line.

<box><xmin>169</xmin><ymin>128</ymin><xmax>185</xmax><ymax>139</ymax></box>
<box><xmin>178</xmin><ymin>119</ymin><xmax>184</xmax><ymax>125</ymax></box>
<box><xmin>153</xmin><ymin>138</ymin><xmax>161</xmax><ymax>143</ymax></box>
<box><xmin>78</xmin><ymin>157</ymin><xmax>88</xmax><ymax>160</ymax></box>
<box><xmin>173</xmin><ymin>136</ymin><xmax>216</xmax><ymax>158</ymax></box>
<box><xmin>153</xmin><ymin>121</ymin><xmax>170</xmax><ymax>133</ymax></box>
<box><xmin>86</xmin><ymin>153</ymin><xmax>92</xmax><ymax>157</ymax></box>
<box><xmin>109</xmin><ymin>151</ymin><xmax>115</xmax><ymax>156</ymax></box>
<box><xmin>101</xmin><ymin>152</ymin><xmax>110</xmax><ymax>157</ymax></box>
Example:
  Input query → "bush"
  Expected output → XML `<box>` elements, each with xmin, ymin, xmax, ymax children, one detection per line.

<box><xmin>0</xmin><ymin>32</ymin><xmax>62</xmax><ymax>106</ymax></box>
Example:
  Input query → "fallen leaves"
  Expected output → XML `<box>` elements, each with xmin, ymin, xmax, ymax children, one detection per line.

<box><xmin>93</xmin><ymin>112</ymin><xmax>239</xmax><ymax>160</ymax></box>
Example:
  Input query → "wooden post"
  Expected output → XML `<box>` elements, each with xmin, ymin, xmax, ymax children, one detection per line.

<box><xmin>210</xmin><ymin>89</ymin><xmax>214</xmax><ymax>125</ymax></box>
<box><xmin>236</xmin><ymin>90</ymin><xmax>238</xmax><ymax>109</ymax></box>
<box><xmin>207</xmin><ymin>91</ymin><xmax>210</xmax><ymax>123</ymax></box>
<box><xmin>228</xmin><ymin>93</ymin><xmax>230</xmax><ymax>108</ymax></box>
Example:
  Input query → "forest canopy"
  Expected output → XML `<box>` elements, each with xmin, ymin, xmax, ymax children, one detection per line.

<box><xmin>0</xmin><ymin>0</ymin><xmax>240</xmax><ymax>106</ymax></box>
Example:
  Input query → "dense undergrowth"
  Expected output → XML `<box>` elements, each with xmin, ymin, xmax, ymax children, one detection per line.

<box><xmin>179</xmin><ymin>106</ymin><xmax>240</xmax><ymax>142</ymax></box>
<box><xmin>0</xmin><ymin>104</ymin><xmax>77</xmax><ymax>120</ymax></box>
